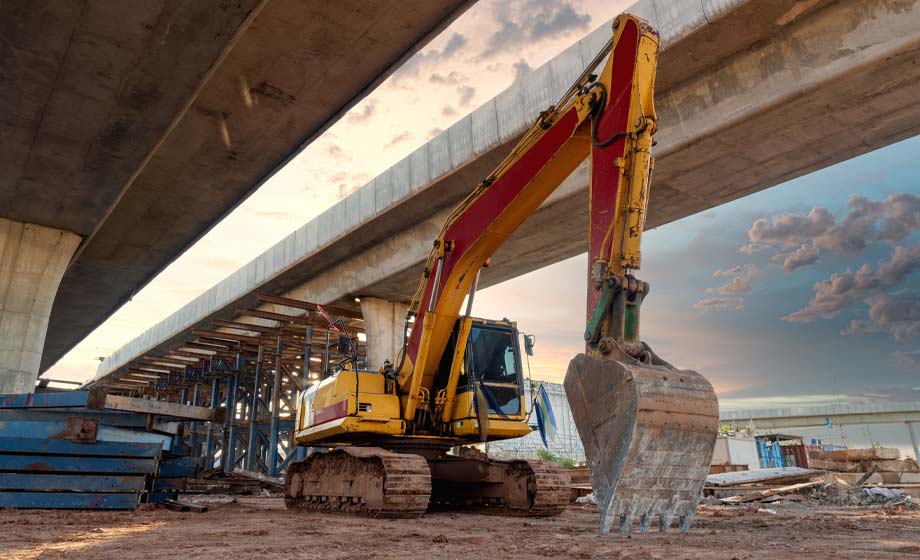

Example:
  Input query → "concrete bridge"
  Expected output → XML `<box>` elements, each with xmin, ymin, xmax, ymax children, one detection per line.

<box><xmin>0</xmin><ymin>0</ymin><xmax>473</xmax><ymax>393</ymax></box>
<box><xmin>94</xmin><ymin>0</ymin><xmax>920</xmax><ymax>388</ymax></box>
<box><xmin>721</xmin><ymin>402</ymin><xmax>920</xmax><ymax>460</ymax></box>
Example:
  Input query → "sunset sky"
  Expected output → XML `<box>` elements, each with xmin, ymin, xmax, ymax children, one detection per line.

<box><xmin>44</xmin><ymin>1</ymin><xmax>919</xmax><ymax>453</ymax></box>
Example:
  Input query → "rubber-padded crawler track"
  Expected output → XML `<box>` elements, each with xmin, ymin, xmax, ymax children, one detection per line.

<box><xmin>285</xmin><ymin>447</ymin><xmax>431</xmax><ymax>518</ymax></box>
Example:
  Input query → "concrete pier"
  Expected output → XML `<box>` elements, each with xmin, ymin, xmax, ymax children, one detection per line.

<box><xmin>0</xmin><ymin>219</ymin><xmax>79</xmax><ymax>393</ymax></box>
<box><xmin>360</xmin><ymin>298</ymin><xmax>409</xmax><ymax>370</ymax></box>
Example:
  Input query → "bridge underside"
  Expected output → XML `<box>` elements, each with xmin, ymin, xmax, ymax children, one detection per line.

<box><xmin>96</xmin><ymin>0</ymin><xmax>920</xmax><ymax>384</ymax></box>
<box><xmin>2</xmin><ymin>1</ymin><xmax>473</xmax><ymax>389</ymax></box>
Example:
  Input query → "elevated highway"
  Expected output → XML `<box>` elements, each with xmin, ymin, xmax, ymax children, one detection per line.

<box><xmin>0</xmin><ymin>0</ymin><xmax>473</xmax><ymax>392</ymax></box>
<box><xmin>722</xmin><ymin>402</ymin><xmax>920</xmax><ymax>460</ymax></box>
<box><xmin>97</xmin><ymin>0</ymin><xmax>920</xmax><ymax>389</ymax></box>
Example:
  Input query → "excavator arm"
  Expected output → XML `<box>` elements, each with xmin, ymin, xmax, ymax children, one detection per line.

<box><xmin>398</xmin><ymin>14</ymin><xmax>657</xmax><ymax>417</ymax></box>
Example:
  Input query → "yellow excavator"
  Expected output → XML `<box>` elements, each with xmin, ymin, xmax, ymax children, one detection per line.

<box><xmin>285</xmin><ymin>14</ymin><xmax>719</xmax><ymax>534</ymax></box>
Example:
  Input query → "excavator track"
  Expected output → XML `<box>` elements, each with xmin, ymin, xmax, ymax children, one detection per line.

<box><xmin>284</xmin><ymin>447</ymin><xmax>431</xmax><ymax>518</ymax></box>
<box><xmin>429</xmin><ymin>456</ymin><xmax>571</xmax><ymax>517</ymax></box>
<box><xmin>496</xmin><ymin>459</ymin><xmax>571</xmax><ymax>517</ymax></box>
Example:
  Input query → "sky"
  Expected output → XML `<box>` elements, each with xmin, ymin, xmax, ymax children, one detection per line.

<box><xmin>44</xmin><ymin>1</ymin><xmax>919</xmax><ymax>453</ymax></box>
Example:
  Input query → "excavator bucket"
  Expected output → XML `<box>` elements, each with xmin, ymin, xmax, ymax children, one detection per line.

<box><xmin>564</xmin><ymin>352</ymin><xmax>718</xmax><ymax>534</ymax></box>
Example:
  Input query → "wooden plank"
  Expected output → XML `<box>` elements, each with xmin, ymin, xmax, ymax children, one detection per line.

<box><xmin>257</xmin><ymin>294</ymin><xmax>362</xmax><ymax>319</ymax></box>
<box><xmin>0</xmin><ymin>491</ymin><xmax>139</xmax><ymax>509</ymax></box>
<box><xmin>236</xmin><ymin>308</ymin><xmax>309</xmax><ymax>324</ymax></box>
<box><xmin>182</xmin><ymin>342</ymin><xmax>230</xmax><ymax>351</ymax></box>
<box><xmin>192</xmin><ymin>329</ymin><xmax>262</xmax><ymax>344</ymax></box>
<box><xmin>720</xmin><ymin>480</ymin><xmax>823</xmax><ymax>504</ymax></box>
<box><xmin>211</xmin><ymin>319</ymin><xmax>283</xmax><ymax>334</ymax></box>
<box><xmin>706</xmin><ymin>467</ymin><xmax>817</xmax><ymax>487</ymax></box>
<box><xmin>136</xmin><ymin>357</ymin><xmax>187</xmax><ymax>369</ymax></box>
<box><xmin>0</xmin><ymin>473</ymin><xmax>146</xmax><ymax>492</ymax></box>
<box><xmin>0</xmin><ymin>454</ymin><xmax>158</xmax><ymax>474</ymax></box>
<box><xmin>163</xmin><ymin>499</ymin><xmax>209</xmax><ymax>513</ymax></box>
<box><xmin>102</xmin><ymin>394</ymin><xmax>225</xmax><ymax>422</ymax></box>
<box><xmin>0</xmin><ymin>437</ymin><xmax>161</xmax><ymax>458</ymax></box>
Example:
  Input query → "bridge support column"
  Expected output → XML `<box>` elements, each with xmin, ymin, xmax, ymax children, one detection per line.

<box><xmin>908</xmin><ymin>422</ymin><xmax>920</xmax><ymax>461</ymax></box>
<box><xmin>359</xmin><ymin>298</ymin><xmax>408</xmax><ymax>370</ymax></box>
<box><xmin>0</xmin><ymin>218</ymin><xmax>80</xmax><ymax>394</ymax></box>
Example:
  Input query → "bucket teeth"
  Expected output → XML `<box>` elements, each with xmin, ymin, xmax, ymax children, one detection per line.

<box><xmin>565</xmin><ymin>352</ymin><xmax>719</xmax><ymax>534</ymax></box>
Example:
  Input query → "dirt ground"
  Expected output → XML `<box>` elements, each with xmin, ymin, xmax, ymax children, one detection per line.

<box><xmin>1</xmin><ymin>497</ymin><xmax>919</xmax><ymax>560</ymax></box>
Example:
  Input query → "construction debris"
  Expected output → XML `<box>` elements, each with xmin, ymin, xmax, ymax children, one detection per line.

<box><xmin>706</xmin><ymin>466</ymin><xmax>817</xmax><ymax>487</ymax></box>
<box><xmin>719</xmin><ymin>480</ymin><xmax>824</xmax><ymax>504</ymax></box>
<box><xmin>186</xmin><ymin>467</ymin><xmax>282</xmax><ymax>495</ymax></box>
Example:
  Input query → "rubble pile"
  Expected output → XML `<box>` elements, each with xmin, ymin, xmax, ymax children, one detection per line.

<box><xmin>704</xmin><ymin>462</ymin><xmax>920</xmax><ymax>510</ymax></box>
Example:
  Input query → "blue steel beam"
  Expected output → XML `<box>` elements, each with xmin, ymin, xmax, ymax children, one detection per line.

<box><xmin>0</xmin><ymin>409</ymin><xmax>149</xmax><ymax>428</ymax></box>
<box><xmin>205</xmin><ymin>376</ymin><xmax>220</xmax><ymax>468</ymax></box>
<box><xmin>247</xmin><ymin>345</ymin><xmax>263</xmax><ymax>470</ymax></box>
<box><xmin>268</xmin><ymin>335</ymin><xmax>282</xmax><ymax>476</ymax></box>
<box><xmin>158</xmin><ymin>456</ymin><xmax>202</xmax><ymax>477</ymax></box>
<box><xmin>0</xmin><ymin>391</ymin><xmax>97</xmax><ymax>409</ymax></box>
<box><xmin>0</xmin><ymin>437</ymin><xmax>161</xmax><ymax>458</ymax></box>
<box><xmin>0</xmin><ymin>455</ymin><xmax>157</xmax><ymax>474</ymax></box>
<box><xmin>0</xmin><ymin>492</ymin><xmax>139</xmax><ymax>509</ymax></box>
<box><xmin>0</xmin><ymin>473</ymin><xmax>146</xmax><ymax>492</ymax></box>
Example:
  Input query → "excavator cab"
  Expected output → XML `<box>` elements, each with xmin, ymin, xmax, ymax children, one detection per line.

<box><xmin>432</xmin><ymin>318</ymin><xmax>531</xmax><ymax>440</ymax></box>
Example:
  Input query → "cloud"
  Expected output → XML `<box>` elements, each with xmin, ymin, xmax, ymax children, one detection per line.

<box><xmin>383</xmin><ymin>131</ymin><xmax>412</xmax><ymax>150</ymax></box>
<box><xmin>846</xmin><ymin>386</ymin><xmax>920</xmax><ymax>402</ymax></box>
<box><xmin>441</xmin><ymin>105</ymin><xmax>458</xmax><ymax>118</ymax></box>
<box><xmin>347</xmin><ymin>99</ymin><xmax>378</xmax><ymax>124</ymax></box>
<box><xmin>713</xmin><ymin>266</ymin><xmax>743</xmax><ymax>277</ymax></box>
<box><xmin>481</xmin><ymin>0</ymin><xmax>591</xmax><ymax>58</ymax></box>
<box><xmin>785</xmin><ymin>265</ymin><xmax>879</xmax><ymax>322</ymax></box>
<box><xmin>773</xmin><ymin>243</ymin><xmax>820</xmax><ymax>272</ymax></box>
<box><xmin>694</xmin><ymin>297</ymin><xmax>744</xmax><ymax>311</ymax></box>
<box><xmin>324</xmin><ymin>143</ymin><xmax>346</xmax><ymax>161</ymax></box>
<box><xmin>707</xmin><ymin>265</ymin><xmax>763</xmax><ymax>295</ymax></box>
<box><xmin>843</xmin><ymin>293</ymin><xmax>920</xmax><ymax>340</ymax></box>
<box><xmin>741</xmin><ymin>207</ymin><xmax>834</xmax><ymax>253</ymax></box>
<box><xmin>456</xmin><ymin>84</ymin><xmax>476</xmax><ymax>107</ymax></box>
<box><xmin>429</xmin><ymin>71</ymin><xmax>467</xmax><ymax>86</ymax></box>
<box><xmin>427</xmin><ymin>127</ymin><xmax>444</xmax><ymax>139</ymax></box>
<box><xmin>784</xmin><ymin>241</ymin><xmax>920</xmax><ymax>327</ymax></box>
<box><xmin>440</xmin><ymin>32</ymin><xmax>468</xmax><ymax>58</ymax></box>
<box><xmin>512</xmin><ymin>58</ymin><xmax>532</xmax><ymax>81</ymax></box>
<box><xmin>394</xmin><ymin>32</ymin><xmax>469</xmax><ymax>82</ymax></box>
<box><xmin>895</xmin><ymin>349</ymin><xmax>920</xmax><ymax>366</ymax></box>
<box><xmin>741</xmin><ymin>193</ymin><xmax>920</xmax><ymax>256</ymax></box>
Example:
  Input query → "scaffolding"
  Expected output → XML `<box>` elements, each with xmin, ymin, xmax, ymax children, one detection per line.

<box><xmin>86</xmin><ymin>294</ymin><xmax>365</xmax><ymax>477</ymax></box>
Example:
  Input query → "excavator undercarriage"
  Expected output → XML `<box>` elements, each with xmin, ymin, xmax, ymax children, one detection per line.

<box><xmin>285</xmin><ymin>447</ymin><xmax>569</xmax><ymax>518</ymax></box>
